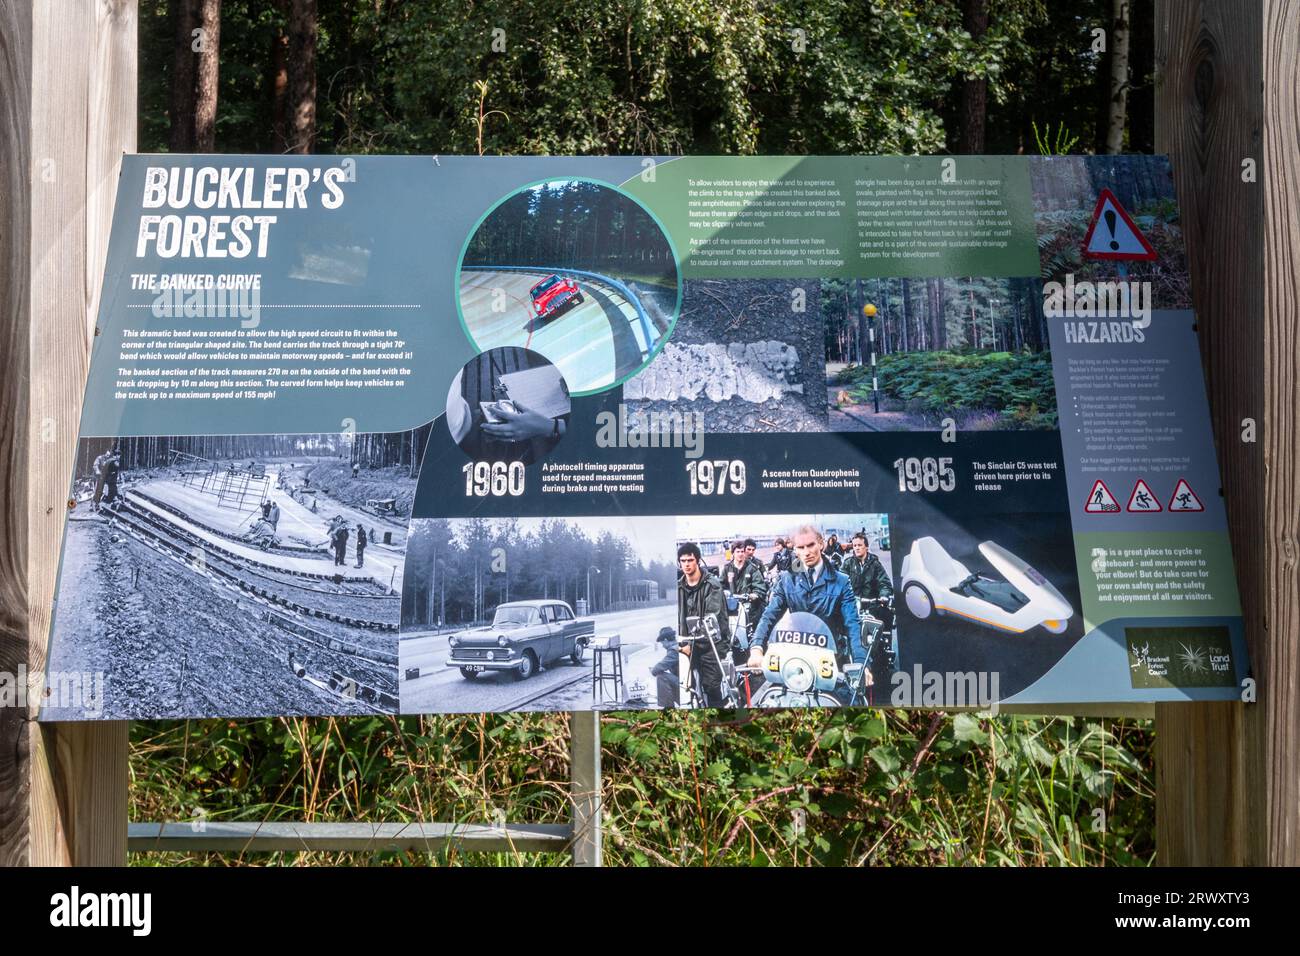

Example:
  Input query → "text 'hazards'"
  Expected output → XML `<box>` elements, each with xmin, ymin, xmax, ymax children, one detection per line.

<box><xmin>1085</xmin><ymin>479</ymin><xmax>1120</xmax><ymax>513</ymax></box>
<box><xmin>1082</xmin><ymin>189</ymin><xmax>1157</xmax><ymax>261</ymax></box>
<box><xmin>1126</xmin><ymin>479</ymin><xmax>1162</xmax><ymax>512</ymax></box>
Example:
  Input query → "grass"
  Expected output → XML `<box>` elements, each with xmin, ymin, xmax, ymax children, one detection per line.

<box><xmin>128</xmin><ymin>710</ymin><xmax>1154</xmax><ymax>866</ymax></box>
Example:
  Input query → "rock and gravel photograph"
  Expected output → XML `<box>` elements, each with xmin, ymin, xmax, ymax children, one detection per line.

<box><xmin>622</xmin><ymin>278</ymin><xmax>827</xmax><ymax>433</ymax></box>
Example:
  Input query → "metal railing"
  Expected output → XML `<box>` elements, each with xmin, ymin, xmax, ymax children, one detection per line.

<box><xmin>127</xmin><ymin>712</ymin><xmax>603</xmax><ymax>865</ymax></box>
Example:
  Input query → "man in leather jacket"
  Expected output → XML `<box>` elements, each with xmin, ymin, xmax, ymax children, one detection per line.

<box><xmin>747</xmin><ymin>525</ymin><xmax>864</xmax><ymax>666</ymax></box>
<box><xmin>677</xmin><ymin>542</ymin><xmax>730</xmax><ymax>707</ymax></box>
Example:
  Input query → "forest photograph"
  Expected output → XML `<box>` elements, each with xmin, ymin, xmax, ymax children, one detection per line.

<box><xmin>463</xmin><ymin>179</ymin><xmax>677</xmax><ymax>293</ymax></box>
<box><xmin>401</xmin><ymin>517</ymin><xmax>677</xmax><ymax>630</ymax></box>
<box><xmin>826</xmin><ymin>275</ymin><xmax>1055</xmax><ymax>431</ymax></box>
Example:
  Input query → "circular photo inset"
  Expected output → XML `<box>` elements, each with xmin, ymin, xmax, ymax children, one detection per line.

<box><xmin>445</xmin><ymin>347</ymin><xmax>571</xmax><ymax>465</ymax></box>
<box><xmin>457</xmin><ymin>178</ymin><xmax>681</xmax><ymax>395</ymax></box>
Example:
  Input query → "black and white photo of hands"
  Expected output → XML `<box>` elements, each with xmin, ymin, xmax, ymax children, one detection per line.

<box><xmin>481</xmin><ymin>399</ymin><xmax>564</xmax><ymax>442</ymax></box>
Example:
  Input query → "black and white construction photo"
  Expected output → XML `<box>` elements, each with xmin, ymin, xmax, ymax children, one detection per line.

<box><xmin>42</xmin><ymin>428</ymin><xmax>430</xmax><ymax>718</ymax></box>
<box><xmin>400</xmin><ymin>516</ymin><xmax>677</xmax><ymax>713</ymax></box>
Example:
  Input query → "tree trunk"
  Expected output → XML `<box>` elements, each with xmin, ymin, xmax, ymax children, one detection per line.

<box><xmin>168</xmin><ymin>0</ymin><xmax>198</xmax><ymax>151</ymax></box>
<box><xmin>192</xmin><ymin>0</ymin><xmax>221</xmax><ymax>151</ymax></box>
<box><xmin>268</xmin><ymin>19</ymin><xmax>289</xmax><ymax>152</ymax></box>
<box><xmin>169</xmin><ymin>0</ymin><xmax>220</xmax><ymax>152</ymax></box>
<box><xmin>900</xmin><ymin>278</ymin><xmax>912</xmax><ymax>352</ymax></box>
<box><xmin>959</xmin><ymin>0</ymin><xmax>989</xmax><ymax>154</ymax></box>
<box><xmin>1106</xmin><ymin>0</ymin><xmax>1131</xmax><ymax>153</ymax></box>
<box><xmin>284</xmin><ymin>0</ymin><xmax>317</xmax><ymax>154</ymax></box>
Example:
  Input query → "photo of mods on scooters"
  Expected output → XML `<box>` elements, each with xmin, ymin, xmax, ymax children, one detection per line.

<box><xmin>888</xmin><ymin>511</ymin><xmax>1084</xmax><ymax>707</ymax></box>
<box><xmin>674</xmin><ymin>514</ymin><xmax>893</xmax><ymax>710</ymax></box>
<box><xmin>44</xmin><ymin>429</ymin><xmax>429</xmax><ymax>719</ymax></box>
<box><xmin>457</xmin><ymin>178</ymin><xmax>681</xmax><ymax>394</ymax></box>
<box><xmin>398</xmin><ymin>516</ymin><xmax>678</xmax><ymax>714</ymax></box>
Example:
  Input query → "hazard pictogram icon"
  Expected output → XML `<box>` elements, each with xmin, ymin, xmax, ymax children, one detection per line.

<box><xmin>1082</xmin><ymin>188</ymin><xmax>1157</xmax><ymax>261</ymax></box>
<box><xmin>1126</xmin><ymin>479</ymin><xmax>1162</xmax><ymax>512</ymax></box>
<box><xmin>1168</xmin><ymin>478</ymin><xmax>1205</xmax><ymax>512</ymax></box>
<box><xmin>1085</xmin><ymin>479</ymin><xmax>1121</xmax><ymax>513</ymax></box>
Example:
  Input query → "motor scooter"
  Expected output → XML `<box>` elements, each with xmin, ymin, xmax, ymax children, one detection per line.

<box><xmin>859</xmin><ymin>595</ymin><xmax>897</xmax><ymax>675</ymax></box>
<box><xmin>677</xmin><ymin>614</ymin><xmax>742</xmax><ymax>709</ymax></box>
<box><xmin>724</xmin><ymin>589</ymin><xmax>766</xmax><ymax>705</ymax></box>
<box><xmin>749</xmin><ymin>611</ymin><xmax>859</xmax><ymax>708</ymax></box>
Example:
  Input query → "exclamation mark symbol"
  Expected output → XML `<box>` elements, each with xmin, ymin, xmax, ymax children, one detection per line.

<box><xmin>1105</xmin><ymin>209</ymin><xmax>1119</xmax><ymax>250</ymax></box>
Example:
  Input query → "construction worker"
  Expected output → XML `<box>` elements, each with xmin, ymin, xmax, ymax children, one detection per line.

<box><xmin>92</xmin><ymin>448</ymin><xmax>121</xmax><ymax>513</ymax></box>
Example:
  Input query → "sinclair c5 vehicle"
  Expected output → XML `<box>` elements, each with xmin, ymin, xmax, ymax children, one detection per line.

<box><xmin>529</xmin><ymin>274</ymin><xmax>584</xmax><ymax>321</ymax></box>
<box><xmin>900</xmin><ymin>536</ymin><xmax>1074</xmax><ymax>635</ymax></box>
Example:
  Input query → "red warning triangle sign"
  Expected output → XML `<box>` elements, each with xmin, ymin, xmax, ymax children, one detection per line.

<box><xmin>1084</xmin><ymin>479</ymin><xmax>1121</xmax><ymax>513</ymax></box>
<box><xmin>1126</xmin><ymin>478</ymin><xmax>1163</xmax><ymax>512</ymax></box>
<box><xmin>1167</xmin><ymin>478</ymin><xmax>1205</xmax><ymax>512</ymax></box>
<box><xmin>1082</xmin><ymin>188</ymin><xmax>1157</xmax><ymax>261</ymax></box>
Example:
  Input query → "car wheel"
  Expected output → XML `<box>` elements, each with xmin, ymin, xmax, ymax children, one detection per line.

<box><xmin>514</xmin><ymin>650</ymin><xmax>538</xmax><ymax>681</ymax></box>
<box><xmin>573</xmin><ymin>293</ymin><xmax>585</xmax><ymax>305</ymax></box>
<box><xmin>458</xmin><ymin>667</ymin><xmax>479</xmax><ymax>681</ymax></box>
<box><xmin>903</xmin><ymin>583</ymin><xmax>934</xmax><ymax>620</ymax></box>
<box><xmin>570</xmin><ymin>640</ymin><xmax>586</xmax><ymax>665</ymax></box>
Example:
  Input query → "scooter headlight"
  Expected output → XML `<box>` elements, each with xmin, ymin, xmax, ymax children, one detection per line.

<box><xmin>782</xmin><ymin>657</ymin><xmax>815</xmax><ymax>693</ymax></box>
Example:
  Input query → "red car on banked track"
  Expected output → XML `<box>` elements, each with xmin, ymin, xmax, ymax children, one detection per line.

<box><xmin>528</xmin><ymin>273</ymin><xmax>584</xmax><ymax>321</ymax></box>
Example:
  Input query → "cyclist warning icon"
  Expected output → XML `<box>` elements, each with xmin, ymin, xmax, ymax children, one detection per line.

<box><xmin>1168</xmin><ymin>478</ymin><xmax>1205</xmax><ymax>512</ymax></box>
<box><xmin>1126</xmin><ymin>479</ymin><xmax>1162</xmax><ymax>512</ymax></box>
<box><xmin>1085</xmin><ymin>479</ymin><xmax>1121</xmax><ymax>513</ymax></box>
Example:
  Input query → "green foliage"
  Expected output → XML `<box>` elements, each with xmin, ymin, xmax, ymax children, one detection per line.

<box><xmin>837</xmin><ymin>350</ymin><xmax>1057</xmax><ymax>428</ymax></box>
<box><xmin>1032</xmin><ymin>120</ymin><xmax>1080</xmax><ymax>156</ymax></box>
<box><xmin>137</xmin><ymin>0</ymin><xmax>1117</xmax><ymax>156</ymax></box>
<box><xmin>130</xmin><ymin>711</ymin><xmax>1154</xmax><ymax>866</ymax></box>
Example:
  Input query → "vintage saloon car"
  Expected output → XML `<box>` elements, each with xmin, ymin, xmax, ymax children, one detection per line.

<box><xmin>447</xmin><ymin>600</ymin><xmax>595</xmax><ymax>680</ymax></box>
<box><xmin>528</xmin><ymin>274</ymin><xmax>584</xmax><ymax>321</ymax></box>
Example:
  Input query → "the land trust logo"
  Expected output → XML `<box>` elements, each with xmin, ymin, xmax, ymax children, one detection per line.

<box><xmin>0</xmin><ymin>666</ymin><xmax>104</xmax><ymax>716</ymax></box>
<box><xmin>891</xmin><ymin>665</ymin><xmax>1001</xmax><ymax>709</ymax></box>
<box><xmin>50</xmin><ymin>886</ymin><xmax>152</xmax><ymax>936</ymax></box>
<box><xmin>595</xmin><ymin>403</ymin><xmax>704</xmax><ymax>459</ymax></box>
<box><xmin>1043</xmin><ymin>272</ymin><xmax>1151</xmax><ymax>328</ymax></box>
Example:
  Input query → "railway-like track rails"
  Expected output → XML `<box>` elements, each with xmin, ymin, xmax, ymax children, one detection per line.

<box><xmin>101</xmin><ymin>503</ymin><xmax>400</xmax><ymax>710</ymax></box>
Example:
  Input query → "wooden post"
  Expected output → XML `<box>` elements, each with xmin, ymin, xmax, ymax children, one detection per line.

<box><xmin>569</xmin><ymin>711</ymin><xmax>602</xmax><ymax>866</ymax></box>
<box><xmin>0</xmin><ymin>0</ymin><xmax>136</xmax><ymax>866</ymax></box>
<box><xmin>1153</xmin><ymin>0</ymin><xmax>1300</xmax><ymax>865</ymax></box>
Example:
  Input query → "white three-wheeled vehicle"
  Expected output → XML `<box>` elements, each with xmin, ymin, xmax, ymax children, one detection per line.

<box><xmin>899</xmin><ymin>537</ymin><xmax>1073</xmax><ymax>635</ymax></box>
